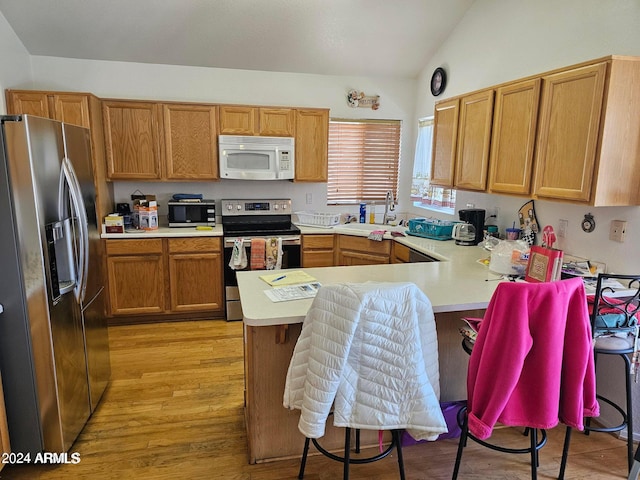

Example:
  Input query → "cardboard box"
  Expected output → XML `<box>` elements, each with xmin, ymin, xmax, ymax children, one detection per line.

<box><xmin>132</xmin><ymin>196</ymin><xmax>158</xmax><ymax>230</ymax></box>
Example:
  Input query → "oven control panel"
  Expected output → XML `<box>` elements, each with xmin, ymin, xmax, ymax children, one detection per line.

<box><xmin>221</xmin><ymin>199</ymin><xmax>291</xmax><ymax>216</ymax></box>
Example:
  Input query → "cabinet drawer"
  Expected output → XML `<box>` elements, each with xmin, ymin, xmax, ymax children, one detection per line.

<box><xmin>303</xmin><ymin>234</ymin><xmax>334</xmax><ymax>249</ymax></box>
<box><xmin>337</xmin><ymin>235</ymin><xmax>390</xmax><ymax>255</ymax></box>
<box><xmin>168</xmin><ymin>237</ymin><xmax>221</xmax><ymax>253</ymax></box>
<box><xmin>106</xmin><ymin>239</ymin><xmax>163</xmax><ymax>255</ymax></box>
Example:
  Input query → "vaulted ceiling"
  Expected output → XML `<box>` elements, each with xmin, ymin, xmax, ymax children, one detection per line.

<box><xmin>0</xmin><ymin>0</ymin><xmax>474</xmax><ymax>78</ymax></box>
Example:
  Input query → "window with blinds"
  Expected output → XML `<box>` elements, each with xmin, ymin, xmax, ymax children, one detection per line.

<box><xmin>327</xmin><ymin>119</ymin><xmax>401</xmax><ymax>205</ymax></box>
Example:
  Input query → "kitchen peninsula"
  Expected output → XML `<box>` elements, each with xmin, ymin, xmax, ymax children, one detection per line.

<box><xmin>237</xmin><ymin>234</ymin><xmax>500</xmax><ymax>463</ymax></box>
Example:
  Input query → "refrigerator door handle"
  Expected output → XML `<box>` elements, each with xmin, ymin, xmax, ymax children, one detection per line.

<box><xmin>60</xmin><ymin>157</ymin><xmax>89</xmax><ymax>304</ymax></box>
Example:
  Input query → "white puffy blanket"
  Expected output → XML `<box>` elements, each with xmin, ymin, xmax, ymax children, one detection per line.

<box><xmin>283</xmin><ymin>281</ymin><xmax>447</xmax><ymax>441</ymax></box>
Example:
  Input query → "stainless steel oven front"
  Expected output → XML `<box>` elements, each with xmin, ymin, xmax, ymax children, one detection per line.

<box><xmin>223</xmin><ymin>235</ymin><xmax>301</xmax><ymax>321</ymax></box>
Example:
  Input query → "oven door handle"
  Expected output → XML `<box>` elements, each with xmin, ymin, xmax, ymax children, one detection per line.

<box><xmin>224</xmin><ymin>235</ymin><xmax>301</xmax><ymax>248</ymax></box>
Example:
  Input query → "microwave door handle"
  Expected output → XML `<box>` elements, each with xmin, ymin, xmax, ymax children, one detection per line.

<box><xmin>61</xmin><ymin>157</ymin><xmax>89</xmax><ymax>304</ymax></box>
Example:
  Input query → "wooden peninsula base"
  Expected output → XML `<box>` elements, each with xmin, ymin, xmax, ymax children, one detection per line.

<box><xmin>244</xmin><ymin>309</ymin><xmax>485</xmax><ymax>464</ymax></box>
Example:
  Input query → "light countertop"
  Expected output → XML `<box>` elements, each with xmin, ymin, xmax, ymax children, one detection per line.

<box><xmin>238</xmin><ymin>234</ymin><xmax>501</xmax><ymax>326</ymax></box>
<box><xmin>101</xmin><ymin>225</ymin><xmax>223</xmax><ymax>238</ymax></box>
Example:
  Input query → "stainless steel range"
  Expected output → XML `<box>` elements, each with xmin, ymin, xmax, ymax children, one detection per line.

<box><xmin>221</xmin><ymin>198</ymin><xmax>301</xmax><ymax>321</ymax></box>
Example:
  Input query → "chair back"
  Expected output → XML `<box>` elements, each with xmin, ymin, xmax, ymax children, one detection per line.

<box><xmin>589</xmin><ymin>274</ymin><xmax>640</xmax><ymax>333</ymax></box>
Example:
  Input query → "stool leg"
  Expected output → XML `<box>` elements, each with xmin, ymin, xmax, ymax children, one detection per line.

<box><xmin>452</xmin><ymin>411</ymin><xmax>468</xmax><ymax>480</ymax></box>
<box><xmin>530</xmin><ymin>428</ymin><xmax>538</xmax><ymax>480</ymax></box>
<box><xmin>393</xmin><ymin>430</ymin><xmax>406</xmax><ymax>480</ymax></box>
<box><xmin>344</xmin><ymin>427</ymin><xmax>351</xmax><ymax>480</ymax></box>
<box><xmin>298</xmin><ymin>437</ymin><xmax>310</xmax><ymax>480</ymax></box>
<box><xmin>355</xmin><ymin>428</ymin><xmax>361</xmax><ymax>453</ymax></box>
<box><xmin>624</xmin><ymin>354</ymin><xmax>634</xmax><ymax>472</ymax></box>
<box><xmin>558</xmin><ymin>426</ymin><xmax>572</xmax><ymax>480</ymax></box>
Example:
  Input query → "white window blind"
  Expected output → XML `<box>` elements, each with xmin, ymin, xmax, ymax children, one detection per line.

<box><xmin>327</xmin><ymin>119</ymin><xmax>401</xmax><ymax>205</ymax></box>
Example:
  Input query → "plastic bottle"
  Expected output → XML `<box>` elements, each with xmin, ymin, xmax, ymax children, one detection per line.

<box><xmin>369</xmin><ymin>201</ymin><xmax>376</xmax><ymax>224</ymax></box>
<box><xmin>359</xmin><ymin>202</ymin><xmax>366</xmax><ymax>223</ymax></box>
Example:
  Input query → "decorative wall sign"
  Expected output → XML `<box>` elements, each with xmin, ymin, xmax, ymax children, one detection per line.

<box><xmin>347</xmin><ymin>90</ymin><xmax>380</xmax><ymax>110</ymax></box>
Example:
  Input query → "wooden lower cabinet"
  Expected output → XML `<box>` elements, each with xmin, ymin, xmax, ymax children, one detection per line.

<box><xmin>105</xmin><ymin>237</ymin><xmax>223</xmax><ymax>321</ymax></box>
<box><xmin>301</xmin><ymin>234</ymin><xmax>335</xmax><ymax>267</ymax></box>
<box><xmin>391</xmin><ymin>242</ymin><xmax>410</xmax><ymax>263</ymax></box>
<box><xmin>336</xmin><ymin>235</ymin><xmax>390</xmax><ymax>265</ymax></box>
<box><xmin>106</xmin><ymin>239</ymin><xmax>165</xmax><ymax>316</ymax></box>
<box><xmin>168</xmin><ymin>238</ymin><xmax>223</xmax><ymax>312</ymax></box>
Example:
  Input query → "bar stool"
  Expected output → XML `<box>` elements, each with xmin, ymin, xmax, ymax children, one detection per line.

<box><xmin>563</xmin><ymin>273</ymin><xmax>640</xmax><ymax>474</ymax></box>
<box><xmin>452</xmin><ymin>278</ymin><xmax>598</xmax><ymax>480</ymax></box>
<box><xmin>283</xmin><ymin>282</ymin><xmax>448</xmax><ymax>480</ymax></box>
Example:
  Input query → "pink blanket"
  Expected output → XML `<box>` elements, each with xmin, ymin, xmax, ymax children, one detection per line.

<box><xmin>467</xmin><ymin>277</ymin><xmax>599</xmax><ymax>439</ymax></box>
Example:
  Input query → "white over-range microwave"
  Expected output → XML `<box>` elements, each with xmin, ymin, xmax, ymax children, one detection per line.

<box><xmin>218</xmin><ymin>135</ymin><xmax>295</xmax><ymax>180</ymax></box>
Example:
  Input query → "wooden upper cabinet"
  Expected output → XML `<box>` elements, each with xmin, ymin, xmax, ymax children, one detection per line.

<box><xmin>218</xmin><ymin>105</ymin><xmax>257</xmax><ymax>135</ymax></box>
<box><xmin>163</xmin><ymin>104</ymin><xmax>218</xmax><ymax>180</ymax></box>
<box><xmin>6</xmin><ymin>90</ymin><xmax>90</xmax><ymax>127</ymax></box>
<box><xmin>534</xmin><ymin>57</ymin><xmax>640</xmax><ymax>205</ymax></box>
<box><xmin>454</xmin><ymin>89</ymin><xmax>494</xmax><ymax>191</ymax></box>
<box><xmin>219</xmin><ymin>105</ymin><xmax>295</xmax><ymax>136</ymax></box>
<box><xmin>430</xmin><ymin>98</ymin><xmax>459</xmax><ymax>188</ymax></box>
<box><xmin>533</xmin><ymin>62</ymin><xmax>607</xmax><ymax>202</ymax></box>
<box><xmin>103</xmin><ymin>100</ymin><xmax>162</xmax><ymax>180</ymax></box>
<box><xmin>53</xmin><ymin>94</ymin><xmax>91</xmax><ymax>128</ymax></box>
<box><xmin>488</xmin><ymin>79</ymin><xmax>541</xmax><ymax>195</ymax></box>
<box><xmin>259</xmin><ymin>108</ymin><xmax>295</xmax><ymax>136</ymax></box>
<box><xmin>295</xmin><ymin>108</ymin><xmax>329</xmax><ymax>182</ymax></box>
<box><xmin>6</xmin><ymin>91</ymin><xmax>51</xmax><ymax>117</ymax></box>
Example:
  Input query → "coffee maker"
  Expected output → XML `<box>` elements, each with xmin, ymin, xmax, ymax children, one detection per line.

<box><xmin>458</xmin><ymin>208</ymin><xmax>486</xmax><ymax>245</ymax></box>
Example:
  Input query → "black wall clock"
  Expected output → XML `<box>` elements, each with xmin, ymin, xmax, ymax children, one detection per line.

<box><xmin>430</xmin><ymin>67</ymin><xmax>447</xmax><ymax>96</ymax></box>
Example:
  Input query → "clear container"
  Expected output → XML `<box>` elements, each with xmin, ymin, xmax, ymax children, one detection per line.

<box><xmin>369</xmin><ymin>201</ymin><xmax>376</xmax><ymax>223</ymax></box>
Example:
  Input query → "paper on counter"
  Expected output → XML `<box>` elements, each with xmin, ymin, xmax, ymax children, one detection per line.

<box><xmin>264</xmin><ymin>282</ymin><xmax>322</xmax><ymax>302</ymax></box>
<box><xmin>259</xmin><ymin>270</ymin><xmax>317</xmax><ymax>286</ymax></box>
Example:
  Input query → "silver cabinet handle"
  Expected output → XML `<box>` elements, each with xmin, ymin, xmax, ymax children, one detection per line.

<box><xmin>0</xmin><ymin>304</ymin><xmax>4</xmax><ymax>314</ymax></box>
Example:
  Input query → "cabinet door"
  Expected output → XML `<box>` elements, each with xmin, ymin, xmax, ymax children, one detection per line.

<box><xmin>219</xmin><ymin>106</ymin><xmax>257</xmax><ymax>135</ymax></box>
<box><xmin>103</xmin><ymin>101</ymin><xmax>162</xmax><ymax>179</ymax></box>
<box><xmin>106</xmin><ymin>254</ymin><xmax>166</xmax><ymax>315</ymax></box>
<box><xmin>533</xmin><ymin>62</ymin><xmax>607</xmax><ymax>202</ymax></box>
<box><xmin>259</xmin><ymin>108</ymin><xmax>295</xmax><ymax>136</ymax></box>
<box><xmin>169</xmin><ymin>252</ymin><xmax>223</xmax><ymax>312</ymax></box>
<box><xmin>336</xmin><ymin>235</ymin><xmax>390</xmax><ymax>265</ymax></box>
<box><xmin>295</xmin><ymin>109</ymin><xmax>329</xmax><ymax>182</ymax></box>
<box><xmin>430</xmin><ymin>98</ymin><xmax>459</xmax><ymax>187</ymax></box>
<box><xmin>391</xmin><ymin>242</ymin><xmax>410</xmax><ymax>264</ymax></box>
<box><xmin>167</xmin><ymin>238</ymin><xmax>223</xmax><ymax>313</ymax></box>
<box><xmin>337</xmin><ymin>250</ymin><xmax>390</xmax><ymax>265</ymax></box>
<box><xmin>488</xmin><ymin>79</ymin><xmax>541</xmax><ymax>195</ymax></box>
<box><xmin>53</xmin><ymin>94</ymin><xmax>91</xmax><ymax>127</ymax></box>
<box><xmin>5</xmin><ymin>91</ymin><xmax>51</xmax><ymax>117</ymax></box>
<box><xmin>454</xmin><ymin>89</ymin><xmax>494</xmax><ymax>191</ymax></box>
<box><xmin>163</xmin><ymin>104</ymin><xmax>218</xmax><ymax>180</ymax></box>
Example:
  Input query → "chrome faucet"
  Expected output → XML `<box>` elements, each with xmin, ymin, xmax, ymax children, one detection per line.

<box><xmin>383</xmin><ymin>190</ymin><xmax>397</xmax><ymax>225</ymax></box>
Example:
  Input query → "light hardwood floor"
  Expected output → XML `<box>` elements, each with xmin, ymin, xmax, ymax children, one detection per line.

<box><xmin>1</xmin><ymin>320</ymin><xmax>632</xmax><ymax>479</ymax></box>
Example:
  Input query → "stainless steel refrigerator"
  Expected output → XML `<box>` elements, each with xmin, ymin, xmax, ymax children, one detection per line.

<box><xmin>0</xmin><ymin>115</ymin><xmax>110</xmax><ymax>454</ymax></box>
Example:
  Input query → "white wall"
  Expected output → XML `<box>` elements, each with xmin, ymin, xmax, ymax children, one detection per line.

<box><xmin>24</xmin><ymin>56</ymin><xmax>417</xmax><ymax>219</ymax></box>
<box><xmin>0</xmin><ymin>12</ymin><xmax>34</xmax><ymax>113</ymax></box>
<box><xmin>413</xmin><ymin>0</ymin><xmax>640</xmax><ymax>439</ymax></box>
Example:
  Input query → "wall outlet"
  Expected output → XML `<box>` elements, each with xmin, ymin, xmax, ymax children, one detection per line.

<box><xmin>305</xmin><ymin>193</ymin><xmax>312</xmax><ymax>204</ymax></box>
<box><xmin>558</xmin><ymin>219</ymin><xmax>568</xmax><ymax>238</ymax></box>
<box><xmin>610</xmin><ymin>220</ymin><xmax>627</xmax><ymax>242</ymax></box>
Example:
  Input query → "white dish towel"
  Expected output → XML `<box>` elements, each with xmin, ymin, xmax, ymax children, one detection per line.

<box><xmin>229</xmin><ymin>238</ymin><xmax>247</xmax><ymax>270</ymax></box>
